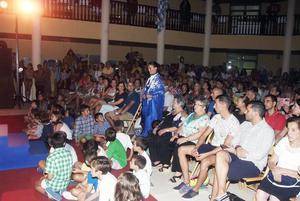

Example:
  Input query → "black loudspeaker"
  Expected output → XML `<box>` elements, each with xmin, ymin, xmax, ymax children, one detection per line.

<box><xmin>0</xmin><ymin>48</ymin><xmax>14</xmax><ymax>108</ymax></box>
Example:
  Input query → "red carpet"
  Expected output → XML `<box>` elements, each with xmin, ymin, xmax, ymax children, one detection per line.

<box><xmin>0</xmin><ymin>115</ymin><xmax>157</xmax><ymax>201</ymax></box>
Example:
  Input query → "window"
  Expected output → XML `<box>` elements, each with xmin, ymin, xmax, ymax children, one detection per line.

<box><xmin>230</xmin><ymin>3</ymin><xmax>260</xmax><ymax>16</ymax></box>
<box><xmin>227</xmin><ymin>53</ymin><xmax>257</xmax><ymax>71</ymax></box>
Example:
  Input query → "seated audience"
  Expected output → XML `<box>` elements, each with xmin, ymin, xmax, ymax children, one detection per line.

<box><xmin>169</xmin><ymin>96</ymin><xmax>210</xmax><ymax>182</ymax></box>
<box><xmin>256</xmin><ymin>117</ymin><xmax>300</xmax><ymax>201</ymax></box>
<box><xmin>133</xmin><ymin>137</ymin><xmax>152</xmax><ymax>177</ymax></box>
<box><xmin>130</xmin><ymin>155</ymin><xmax>151</xmax><ymax>199</ymax></box>
<box><xmin>264</xmin><ymin>94</ymin><xmax>286</xmax><ymax>138</ymax></box>
<box><xmin>148</xmin><ymin>95</ymin><xmax>187</xmax><ymax>171</ymax></box>
<box><xmin>207</xmin><ymin>87</ymin><xmax>223</xmax><ymax>118</ymax></box>
<box><xmin>74</xmin><ymin>104</ymin><xmax>95</xmax><ymax>144</ymax></box>
<box><xmin>93</xmin><ymin>112</ymin><xmax>110</xmax><ymax>142</ymax></box>
<box><xmin>85</xmin><ymin>156</ymin><xmax>117</xmax><ymax>201</ymax></box>
<box><xmin>35</xmin><ymin>132</ymin><xmax>73</xmax><ymax>199</ymax></box>
<box><xmin>114</xmin><ymin>120</ymin><xmax>134</xmax><ymax>161</ymax></box>
<box><xmin>211</xmin><ymin>101</ymin><xmax>274</xmax><ymax>201</ymax></box>
<box><xmin>175</xmin><ymin>95</ymin><xmax>240</xmax><ymax>198</ymax></box>
<box><xmin>105</xmin><ymin>81</ymin><xmax>139</xmax><ymax>129</ymax></box>
<box><xmin>105</xmin><ymin>127</ymin><xmax>127</xmax><ymax>170</ymax></box>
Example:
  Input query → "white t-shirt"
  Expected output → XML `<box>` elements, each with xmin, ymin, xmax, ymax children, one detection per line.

<box><xmin>141</xmin><ymin>151</ymin><xmax>152</xmax><ymax>177</ymax></box>
<box><xmin>164</xmin><ymin>91</ymin><xmax>174</xmax><ymax>112</ymax></box>
<box><xmin>116</xmin><ymin>132</ymin><xmax>133</xmax><ymax>151</ymax></box>
<box><xmin>97</xmin><ymin>172</ymin><xmax>117</xmax><ymax>201</ymax></box>
<box><xmin>208</xmin><ymin>114</ymin><xmax>240</xmax><ymax>147</ymax></box>
<box><xmin>133</xmin><ymin>169</ymin><xmax>150</xmax><ymax>199</ymax></box>
<box><xmin>60</xmin><ymin>122</ymin><xmax>73</xmax><ymax>140</ymax></box>
<box><xmin>275</xmin><ymin>137</ymin><xmax>300</xmax><ymax>171</ymax></box>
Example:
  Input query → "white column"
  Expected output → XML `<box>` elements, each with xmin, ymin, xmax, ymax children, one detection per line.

<box><xmin>32</xmin><ymin>15</ymin><xmax>41</xmax><ymax>71</ymax></box>
<box><xmin>202</xmin><ymin>0</ymin><xmax>212</xmax><ymax>67</ymax></box>
<box><xmin>101</xmin><ymin>0</ymin><xmax>110</xmax><ymax>63</ymax></box>
<box><xmin>157</xmin><ymin>20</ymin><xmax>166</xmax><ymax>65</ymax></box>
<box><xmin>282</xmin><ymin>0</ymin><xmax>295</xmax><ymax>74</ymax></box>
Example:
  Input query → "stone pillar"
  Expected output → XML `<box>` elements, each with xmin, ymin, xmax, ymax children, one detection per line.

<box><xmin>101</xmin><ymin>0</ymin><xmax>110</xmax><ymax>63</ymax></box>
<box><xmin>202</xmin><ymin>0</ymin><xmax>212</xmax><ymax>67</ymax></box>
<box><xmin>157</xmin><ymin>20</ymin><xmax>166</xmax><ymax>65</ymax></box>
<box><xmin>282</xmin><ymin>0</ymin><xmax>295</xmax><ymax>74</ymax></box>
<box><xmin>32</xmin><ymin>15</ymin><xmax>41</xmax><ymax>71</ymax></box>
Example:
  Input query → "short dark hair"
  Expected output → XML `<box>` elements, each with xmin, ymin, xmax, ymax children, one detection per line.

<box><xmin>248</xmin><ymin>86</ymin><xmax>258</xmax><ymax>94</ymax></box>
<box><xmin>264</xmin><ymin>94</ymin><xmax>278</xmax><ymax>104</ymax></box>
<box><xmin>94</xmin><ymin>112</ymin><xmax>103</xmax><ymax>120</ymax></box>
<box><xmin>115</xmin><ymin>120</ymin><xmax>124</xmax><ymax>129</ymax></box>
<box><xmin>287</xmin><ymin>116</ymin><xmax>300</xmax><ymax>129</ymax></box>
<box><xmin>80</xmin><ymin>104</ymin><xmax>90</xmax><ymax>113</ymax></box>
<box><xmin>82</xmin><ymin>139</ymin><xmax>98</xmax><ymax>154</ymax></box>
<box><xmin>249</xmin><ymin>101</ymin><xmax>265</xmax><ymax>118</ymax></box>
<box><xmin>84</xmin><ymin>151</ymin><xmax>97</xmax><ymax>164</ymax></box>
<box><xmin>148</xmin><ymin>61</ymin><xmax>159</xmax><ymax>68</ymax></box>
<box><xmin>132</xmin><ymin>155</ymin><xmax>146</xmax><ymax>169</ymax></box>
<box><xmin>48</xmin><ymin>131</ymin><xmax>66</xmax><ymax>148</ymax></box>
<box><xmin>105</xmin><ymin>127</ymin><xmax>117</xmax><ymax>142</ymax></box>
<box><xmin>215</xmin><ymin>95</ymin><xmax>232</xmax><ymax>108</ymax></box>
<box><xmin>134</xmin><ymin>137</ymin><xmax>148</xmax><ymax>150</ymax></box>
<box><xmin>91</xmin><ymin>156</ymin><xmax>111</xmax><ymax>175</ymax></box>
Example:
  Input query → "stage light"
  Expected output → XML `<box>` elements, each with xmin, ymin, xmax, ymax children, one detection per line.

<box><xmin>0</xmin><ymin>0</ymin><xmax>8</xmax><ymax>9</ymax></box>
<box><xmin>17</xmin><ymin>0</ymin><xmax>40</xmax><ymax>15</ymax></box>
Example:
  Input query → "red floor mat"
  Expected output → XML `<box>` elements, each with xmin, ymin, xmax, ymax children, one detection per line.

<box><xmin>0</xmin><ymin>115</ymin><xmax>25</xmax><ymax>133</ymax></box>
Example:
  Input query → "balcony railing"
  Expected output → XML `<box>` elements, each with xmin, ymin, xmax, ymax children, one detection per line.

<box><xmin>41</xmin><ymin>0</ymin><xmax>300</xmax><ymax>36</ymax></box>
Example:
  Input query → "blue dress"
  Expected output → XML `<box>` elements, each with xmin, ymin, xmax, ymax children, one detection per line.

<box><xmin>141</xmin><ymin>73</ymin><xmax>165</xmax><ymax>137</ymax></box>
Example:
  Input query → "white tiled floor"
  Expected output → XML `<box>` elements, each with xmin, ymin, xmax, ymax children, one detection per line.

<box><xmin>150</xmin><ymin>166</ymin><xmax>255</xmax><ymax>201</ymax></box>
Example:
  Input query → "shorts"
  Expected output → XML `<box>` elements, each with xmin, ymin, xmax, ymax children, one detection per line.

<box><xmin>197</xmin><ymin>143</ymin><xmax>216</xmax><ymax>154</ymax></box>
<box><xmin>227</xmin><ymin>153</ymin><xmax>260</xmax><ymax>181</ymax></box>
<box><xmin>258</xmin><ymin>172</ymin><xmax>300</xmax><ymax>201</ymax></box>
<box><xmin>41</xmin><ymin>179</ymin><xmax>63</xmax><ymax>201</ymax></box>
<box><xmin>118</xmin><ymin>112</ymin><xmax>133</xmax><ymax>121</ymax></box>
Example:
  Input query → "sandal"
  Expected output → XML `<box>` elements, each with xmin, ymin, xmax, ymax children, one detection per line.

<box><xmin>169</xmin><ymin>174</ymin><xmax>182</xmax><ymax>183</ymax></box>
<box><xmin>158</xmin><ymin>165</ymin><xmax>170</xmax><ymax>172</ymax></box>
<box><xmin>152</xmin><ymin>162</ymin><xmax>161</xmax><ymax>167</ymax></box>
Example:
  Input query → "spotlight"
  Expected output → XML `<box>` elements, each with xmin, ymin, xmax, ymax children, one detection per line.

<box><xmin>0</xmin><ymin>0</ymin><xmax>8</xmax><ymax>9</ymax></box>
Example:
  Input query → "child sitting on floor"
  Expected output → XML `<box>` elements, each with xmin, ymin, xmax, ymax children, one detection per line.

<box><xmin>37</xmin><ymin>131</ymin><xmax>78</xmax><ymax>174</ymax></box>
<box><xmin>133</xmin><ymin>137</ymin><xmax>152</xmax><ymax>177</ymax></box>
<box><xmin>104</xmin><ymin>127</ymin><xmax>127</xmax><ymax>170</ymax></box>
<box><xmin>26</xmin><ymin>110</ymin><xmax>44</xmax><ymax>140</ymax></box>
<box><xmin>130</xmin><ymin>155</ymin><xmax>151</xmax><ymax>199</ymax></box>
<box><xmin>85</xmin><ymin>156</ymin><xmax>117</xmax><ymax>201</ymax></box>
<box><xmin>115</xmin><ymin>120</ymin><xmax>134</xmax><ymax>161</ymax></box>
<box><xmin>62</xmin><ymin>151</ymin><xmax>98</xmax><ymax>200</ymax></box>
<box><xmin>35</xmin><ymin>131</ymin><xmax>73</xmax><ymax>200</ymax></box>
<box><xmin>24</xmin><ymin>100</ymin><xmax>38</xmax><ymax>123</ymax></box>
<box><xmin>93</xmin><ymin>112</ymin><xmax>110</xmax><ymax>142</ymax></box>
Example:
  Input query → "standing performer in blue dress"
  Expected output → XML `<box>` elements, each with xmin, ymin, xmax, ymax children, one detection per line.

<box><xmin>141</xmin><ymin>62</ymin><xmax>165</xmax><ymax>137</ymax></box>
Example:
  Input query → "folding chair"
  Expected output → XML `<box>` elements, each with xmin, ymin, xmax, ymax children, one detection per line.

<box><xmin>189</xmin><ymin>131</ymin><xmax>214</xmax><ymax>186</ymax></box>
<box><xmin>239</xmin><ymin>146</ymin><xmax>274</xmax><ymax>191</ymax></box>
<box><xmin>124</xmin><ymin>103</ymin><xmax>142</xmax><ymax>135</ymax></box>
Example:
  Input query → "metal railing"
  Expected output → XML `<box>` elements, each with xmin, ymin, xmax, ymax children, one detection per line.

<box><xmin>41</xmin><ymin>0</ymin><xmax>300</xmax><ymax>36</ymax></box>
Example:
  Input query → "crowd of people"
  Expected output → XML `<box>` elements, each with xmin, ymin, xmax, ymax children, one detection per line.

<box><xmin>19</xmin><ymin>49</ymin><xmax>300</xmax><ymax>201</ymax></box>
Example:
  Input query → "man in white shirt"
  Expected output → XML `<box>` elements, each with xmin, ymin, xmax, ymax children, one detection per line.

<box><xmin>211</xmin><ymin>101</ymin><xmax>274</xmax><ymax>201</ymax></box>
<box><xmin>176</xmin><ymin>95</ymin><xmax>240</xmax><ymax>199</ymax></box>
